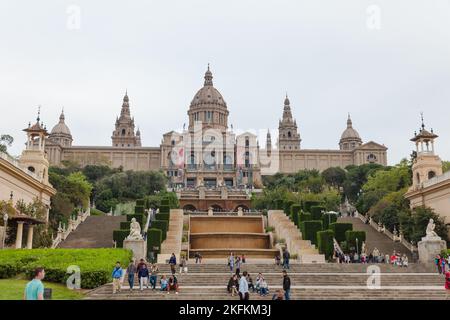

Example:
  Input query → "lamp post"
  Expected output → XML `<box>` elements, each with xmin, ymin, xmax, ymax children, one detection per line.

<box><xmin>2</xmin><ymin>213</ymin><xmax>8</xmax><ymax>249</ymax></box>
<box><xmin>356</xmin><ymin>238</ymin><xmax>359</xmax><ymax>256</ymax></box>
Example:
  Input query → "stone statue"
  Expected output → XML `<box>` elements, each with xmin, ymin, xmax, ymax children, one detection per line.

<box><xmin>127</xmin><ymin>218</ymin><xmax>143</xmax><ymax>240</ymax></box>
<box><xmin>425</xmin><ymin>218</ymin><xmax>440</xmax><ymax>239</ymax></box>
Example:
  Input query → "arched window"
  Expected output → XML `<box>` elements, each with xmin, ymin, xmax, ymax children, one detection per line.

<box><xmin>121</xmin><ymin>129</ymin><xmax>126</xmax><ymax>136</ymax></box>
<box><xmin>287</xmin><ymin>131</ymin><xmax>292</xmax><ymax>138</ymax></box>
<box><xmin>428</xmin><ymin>171</ymin><xmax>436</xmax><ymax>179</ymax></box>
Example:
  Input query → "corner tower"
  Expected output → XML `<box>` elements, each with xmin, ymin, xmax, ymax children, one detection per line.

<box><xmin>112</xmin><ymin>91</ymin><xmax>142</xmax><ymax>147</ymax></box>
<box><xmin>278</xmin><ymin>94</ymin><xmax>301</xmax><ymax>150</ymax></box>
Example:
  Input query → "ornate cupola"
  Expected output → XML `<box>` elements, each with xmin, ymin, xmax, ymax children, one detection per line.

<box><xmin>277</xmin><ymin>94</ymin><xmax>301</xmax><ymax>150</ymax></box>
<box><xmin>19</xmin><ymin>107</ymin><xmax>51</xmax><ymax>184</ymax></box>
<box><xmin>339</xmin><ymin>114</ymin><xmax>362</xmax><ymax>150</ymax></box>
<box><xmin>49</xmin><ymin>109</ymin><xmax>73</xmax><ymax>147</ymax></box>
<box><xmin>409</xmin><ymin>113</ymin><xmax>442</xmax><ymax>190</ymax></box>
<box><xmin>112</xmin><ymin>91</ymin><xmax>141</xmax><ymax>147</ymax></box>
<box><xmin>187</xmin><ymin>64</ymin><xmax>229</xmax><ymax>132</ymax></box>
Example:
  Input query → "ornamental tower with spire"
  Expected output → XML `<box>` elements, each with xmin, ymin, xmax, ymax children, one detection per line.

<box><xmin>409</xmin><ymin>113</ymin><xmax>442</xmax><ymax>190</ymax></box>
<box><xmin>112</xmin><ymin>91</ymin><xmax>142</xmax><ymax>147</ymax></box>
<box><xmin>278</xmin><ymin>94</ymin><xmax>301</xmax><ymax>150</ymax></box>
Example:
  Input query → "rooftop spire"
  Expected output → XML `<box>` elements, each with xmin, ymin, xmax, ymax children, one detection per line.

<box><xmin>420</xmin><ymin>112</ymin><xmax>425</xmax><ymax>131</ymax></box>
<box><xmin>37</xmin><ymin>105</ymin><xmax>41</xmax><ymax>122</ymax></box>
<box><xmin>59</xmin><ymin>108</ymin><xmax>65</xmax><ymax>122</ymax></box>
<box><xmin>204</xmin><ymin>63</ymin><xmax>213</xmax><ymax>86</ymax></box>
<box><xmin>347</xmin><ymin>113</ymin><xmax>353</xmax><ymax>128</ymax></box>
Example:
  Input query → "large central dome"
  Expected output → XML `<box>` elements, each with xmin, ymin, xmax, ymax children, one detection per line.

<box><xmin>188</xmin><ymin>65</ymin><xmax>229</xmax><ymax>131</ymax></box>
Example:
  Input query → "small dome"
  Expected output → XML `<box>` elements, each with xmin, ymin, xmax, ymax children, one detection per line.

<box><xmin>189</xmin><ymin>65</ymin><xmax>227</xmax><ymax>110</ymax></box>
<box><xmin>51</xmin><ymin>111</ymin><xmax>71</xmax><ymax>136</ymax></box>
<box><xmin>340</xmin><ymin>114</ymin><xmax>361</xmax><ymax>140</ymax></box>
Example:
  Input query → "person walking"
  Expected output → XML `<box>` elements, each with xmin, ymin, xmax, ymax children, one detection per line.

<box><xmin>445</xmin><ymin>269</ymin><xmax>450</xmax><ymax>299</ymax></box>
<box><xmin>24</xmin><ymin>267</ymin><xmax>45</xmax><ymax>300</ymax></box>
<box><xmin>239</xmin><ymin>271</ymin><xmax>250</xmax><ymax>300</ymax></box>
<box><xmin>126</xmin><ymin>259</ymin><xmax>137</xmax><ymax>291</ymax></box>
<box><xmin>282</xmin><ymin>270</ymin><xmax>291</xmax><ymax>300</ymax></box>
<box><xmin>235</xmin><ymin>256</ymin><xmax>241</xmax><ymax>277</ymax></box>
<box><xmin>441</xmin><ymin>256</ymin><xmax>447</xmax><ymax>274</ymax></box>
<box><xmin>228</xmin><ymin>252</ymin><xmax>235</xmax><ymax>272</ymax></box>
<box><xmin>169</xmin><ymin>253</ymin><xmax>177</xmax><ymax>275</ymax></box>
<box><xmin>149</xmin><ymin>264</ymin><xmax>159</xmax><ymax>290</ymax></box>
<box><xmin>136</xmin><ymin>258</ymin><xmax>146</xmax><ymax>284</ymax></box>
<box><xmin>282</xmin><ymin>248</ymin><xmax>290</xmax><ymax>270</ymax></box>
<box><xmin>435</xmin><ymin>255</ymin><xmax>442</xmax><ymax>274</ymax></box>
<box><xmin>112</xmin><ymin>261</ymin><xmax>123</xmax><ymax>294</ymax></box>
<box><xmin>138</xmin><ymin>264</ymin><xmax>150</xmax><ymax>290</ymax></box>
<box><xmin>180</xmin><ymin>255</ymin><xmax>188</xmax><ymax>275</ymax></box>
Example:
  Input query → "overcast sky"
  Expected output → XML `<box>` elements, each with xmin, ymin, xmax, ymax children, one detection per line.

<box><xmin>1</xmin><ymin>0</ymin><xmax>449</xmax><ymax>165</ymax></box>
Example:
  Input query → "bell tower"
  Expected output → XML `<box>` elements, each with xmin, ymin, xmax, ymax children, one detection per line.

<box><xmin>19</xmin><ymin>108</ymin><xmax>51</xmax><ymax>185</ymax></box>
<box><xmin>409</xmin><ymin>114</ymin><xmax>442</xmax><ymax>190</ymax></box>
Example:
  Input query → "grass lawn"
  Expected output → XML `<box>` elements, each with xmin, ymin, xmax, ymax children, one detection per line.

<box><xmin>0</xmin><ymin>279</ymin><xmax>85</xmax><ymax>300</ymax></box>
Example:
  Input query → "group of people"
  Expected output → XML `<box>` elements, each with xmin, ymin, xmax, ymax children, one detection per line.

<box><xmin>111</xmin><ymin>256</ymin><xmax>180</xmax><ymax>295</ymax></box>
<box><xmin>274</xmin><ymin>249</ymin><xmax>290</xmax><ymax>269</ymax></box>
<box><xmin>335</xmin><ymin>248</ymin><xmax>409</xmax><ymax>267</ymax></box>
<box><xmin>435</xmin><ymin>254</ymin><xmax>450</xmax><ymax>274</ymax></box>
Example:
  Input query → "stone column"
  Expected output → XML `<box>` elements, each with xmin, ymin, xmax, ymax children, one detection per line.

<box><xmin>26</xmin><ymin>225</ymin><xmax>34</xmax><ymax>249</ymax></box>
<box><xmin>15</xmin><ymin>221</ymin><xmax>24</xmax><ymax>249</ymax></box>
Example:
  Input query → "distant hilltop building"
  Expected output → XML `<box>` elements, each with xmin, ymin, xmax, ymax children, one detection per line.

<box><xmin>43</xmin><ymin>65</ymin><xmax>388</xmax><ymax>188</ymax></box>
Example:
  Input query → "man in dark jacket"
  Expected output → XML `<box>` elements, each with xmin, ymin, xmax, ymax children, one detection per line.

<box><xmin>169</xmin><ymin>253</ymin><xmax>177</xmax><ymax>274</ymax></box>
<box><xmin>282</xmin><ymin>270</ymin><xmax>291</xmax><ymax>300</ymax></box>
<box><xmin>282</xmin><ymin>249</ymin><xmax>290</xmax><ymax>269</ymax></box>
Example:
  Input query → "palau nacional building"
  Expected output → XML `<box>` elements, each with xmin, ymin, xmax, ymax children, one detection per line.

<box><xmin>40</xmin><ymin>66</ymin><xmax>388</xmax><ymax>210</ymax></box>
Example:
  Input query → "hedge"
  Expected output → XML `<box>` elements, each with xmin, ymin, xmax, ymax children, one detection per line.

<box><xmin>147</xmin><ymin>228</ymin><xmax>163</xmax><ymax>256</ymax></box>
<box><xmin>136</xmin><ymin>199</ymin><xmax>146</xmax><ymax>207</ymax></box>
<box><xmin>275</xmin><ymin>199</ymin><xmax>284</xmax><ymax>210</ymax></box>
<box><xmin>160</xmin><ymin>199</ymin><xmax>170</xmax><ymax>206</ymax></box>
<box><xmin>134</xmin><ymin>205</ymin><xmax>145</xmax><ymax>214</ymax></box>
<box><xmin>290</xmin><ymin>204</ymin><xmax>302</xmax><ymax>226</ymax></box>
<box><xmin>90</xmin><ymin>208</ymin><xmax>105</xmax><ymax>216</ymax></box>
<box><xmin>159</xmin><ymin>205</ymin><xmax>170</xmax><ymax>214</ymax></box>
<box><xmin>330</xmin><ymin>222</ymin><xmax>353</xmax><ymax>243</ymax></box>
<box><xmin>0</xmin><ymin>248</ymin><xmax>132</xmax><ymax>289</ymax></box>
<box><xmin>284</xmin><ymin>201</ymin><xmax>295</xmax><ymax>215</ymax></box>
<box><xmin>345</xmin><ymin>230</ymin><xmax>366</xmax><ymax>252</ymax></box>
<box><xmin>322</xmin><ymin>213</ymin><xmax>338</xmax><ymax>230</ymax></box>
<box><xmin>311</xmin><ymin>205</ymin><xmax>326</xmax><ymax>220</ymax></box>
<box><xmin>317</xmin><ymin>230</ymin><xmax>335</xmax><ymax>260</ymax></box>
<box><xmin>300</xmin><ymin>220</ymin><xmax>323</xmax><ymax>245</ymax></box>
<box><xmin>113</xmin><ymin>230</ymin><xmax>130</xmax><ymax>248</ymax></box>
<box><xmin>302</xmin><ymin>200</ymin><xmax>322</xmax><ymax>214</ymax></box>
<box><xmin>157</xmin><ymin>213</ymin><xmax>170</xmax><ymax>222</ymax></box>
<box><xmin>126</xmin><ymin>214</ymin><xmax>145</xmax><ymax>227</ymax></box>
<box><xmin>299</xmin><ymin>212</ymin><xmax>312</xmax><ymax>224</ymax></box>
<box><xmin>151</xmin><ymin>220</ymin><xmax>168</xmax><ymax>241</ymax></box>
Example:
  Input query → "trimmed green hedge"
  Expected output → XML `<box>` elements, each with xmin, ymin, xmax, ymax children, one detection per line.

<box><xmin>290</xmin><ymin>204</ymin><xmax>302</xmax><ymax>226</ymax></box>
<box><xmin>330</xmin><ymin>222</ymin><xmax>353</xmax><ymax>243</ymax></box>
<box><xmin>300</xmin><ymin>220</ymin><xmax>323</xmax><ymax>245</ymax></box>
<box><xmin>136</xmin><ymin>199</ymin><xmax>146</xmax><ymax>207</ymax></box>
<box><xmin>90</xmin><ymin>208</ymin><xmax>105</xmax><ymax>216</ymax></box>
<box><xmin>299</xmin><ymin>212</ymin><xmax>312</xmax><ymax>224</ymax></box>
<box><xmin>126</xmin><ymin>214</ymin><xmax>145</xmax><ymax>227</ymax></box>
<box><xmin>113</xmin><ymin>230</ymin><xmax>129</xmax><ymax>248</ymax></box>
<box><xmin>157</xmin><ymin>213</ymin><xmax>170</xmax><ymax>222</ymax></box>
<box><xmin>284</xmin><ymin>201</ymin><xmax>295</xmax><ymax>215</ymax></box>
<box><xmin>317</xmin><ymin>230</ymin><xmax>335</xmax><ymax>260</ymax></box>
<box><xmin>160</xmin><ymin>199</ymin><xmax>170</xmax><ymax>206</ymax></box>
<box><xmin>120</xmin><ymin>221</ymin><xmax>130</xmax><ymax>230</ymax></box>
<box><xmin>275</xmin><ymin>199</ymin><xmax>284</xmax><ymax>210</ymax></box>
<box><xmin>134</xmin><ymin>205</ymin><xmax>145</xmax><ymax>214</ymax></box>
<box><xmin>302</xmin><ymin>200</ymin><xmax>322</xmax><ymax>214</ymax></box>
<box><xmin>147</xmin><ymin>228</ymin><xmax>163</xmax><ymax>256</ymax></box>
<box><xmin>151</xmin><ymin>220</ymin><xmax>168</xmax><ymax>241</ymax></box>
<box><xmin>0</xmin><ymin>249</ymin><xmax>132</xmax><ymax>289</ymax></box>
<box><xmin>345</xmin><ymin>230</ymin><xmax>366</xmax><ymax>252</ymax></box>
<box><xmin>322</xmin><ymin>213</ymin><xmax>338</xmax><ymax>230</ymax></box>
<box><xmin>311</xmin><ymin>205</ymin><xmax>326</xmax><ymax>220</ymax></box>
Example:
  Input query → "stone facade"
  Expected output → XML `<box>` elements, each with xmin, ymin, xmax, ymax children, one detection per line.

<box><xmin>43</xmin><ymin>66</ymin><xmax>388</xmax><ymax>186</ymax></box>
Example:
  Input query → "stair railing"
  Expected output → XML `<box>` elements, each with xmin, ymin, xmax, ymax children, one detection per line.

<box><xmin>51</xmin><ymin>207</ymin><xmax>90</xmax><ymax>248</ymax></box>
<box><xmin>333</xmin><ymin>238</ymin><xmax>344</xmax><ymax>256</ymax></box>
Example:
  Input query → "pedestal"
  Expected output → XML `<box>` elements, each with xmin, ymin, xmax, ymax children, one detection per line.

<box><xmin>123</xmin><ymin>239</ymin><xmax>147</xmax><ymax>261</ymax></box>
<box><xmin>418</xmin><ymin>237</ymin><xmax>447</xmax><ymax>264</ymax></box>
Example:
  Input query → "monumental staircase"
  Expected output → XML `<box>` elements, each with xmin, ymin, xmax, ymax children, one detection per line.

<box><xmin>157</xmin><ymin>209</ymin><xmax>184</xmax><ymax>263</ymax></box>
<box><xmin>84</xmin><ymin>262</ymin><xmax>447</xmax><ymax>300</ymax></box>
<box><xmin>58</xmin><ymin>215</ymin><xmax>126</xmax><ymax>248</ymax></box>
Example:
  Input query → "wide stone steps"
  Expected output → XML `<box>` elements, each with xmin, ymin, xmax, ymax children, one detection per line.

<box><xmin>85</xmin><ymin>287</ymin><xmax>447</xmax><ymax>300</ymax></box>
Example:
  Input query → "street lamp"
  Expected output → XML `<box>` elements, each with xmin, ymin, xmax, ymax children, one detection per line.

<box><xmin>356</xmin><ymin>238</ymin><xmax>359</xmax><ymax>256</ymax></box>
<box><xmin>2</xmin><ymin>213</ymin><xmax>8</xmax><ymax>249</ymax></box>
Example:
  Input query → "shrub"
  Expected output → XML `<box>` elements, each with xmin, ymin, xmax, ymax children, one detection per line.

<box><xmin>160</xmin><ymin>199</ymin><xmax>170</xmax><ymax>206</ymax></box>
<box><xmin>317</xmin><ymin>230</ymin><xmax>335</xmax><ymax>260</ymax></box>
<box><xmin>275</xmin><ymin>199</ymin><xmax>284</xmax><ymax>210</ymax></box>
<box><xmin>0</xmin><ymin>248</ymin><xmax>131</xmax><ymax>289</ymax></box>
<box><xmin>134</xmin><ymin>205</ymin><xmax>145</xmax><ymax>214</ymax></box>
<box><xmin>120</xmin><ymin>221</ymin><xmax>130</xmax><ymax>230</ymax></box>
<box><xmin>299</xmin><ymin>212</ymin><xmax>312</xmax><ymax>224</ymax></box>
<box><xmin>300</xmin><ymin>220</ymin><xmax>323</xmax><ymax>245</ymax></box>
<box><xmin>90</xmin><ymin>208</ymin><xmax>105</xmax><ymax>216</ymax></box>
<box><xmin>330</xmin><ymin>222</ymin><xmax>353</xmax><ymax>243</ymax></box>
<box><xmin>126</xmin><ymin>214</ymin><xmax>145</xmax><ymax>227</ymax></box>
<box><xmin>322</xmin><ymin>213</ymin><xmax>338</xmax><ymax>230</ymax></box>
<box><xmin>345</xmin><ymin>230</ymin><xmax>366</xmax><ymax>252</ymax></box>
<box><xmin>311</xmin><ymin>205</ymin><xmax>326</xmax><ymax>220</ymax></box>
<box><xmin>147</xmin><ymin>228</ymin><xmax>162</xmax><ymax>256</ymax></box>
<box><xmin>113</xmin><ymin>230</ymin><xmax>129</xmax><ymax>248</ymax></box>
<box><xmin>151</xmin><ymin>220</ymin><xmax>168</xmax><ymax>241</ymax></box>
<box><xmin>157</xmin><ymin>213</ymin><xmax>170</xmax><ymax>222</ymax></box>
<box><xmin>290</xmin><ymin>204</ymin><xmax>302</xmax><ymax>226</ymax></box>
<box><xmin>284</xmin><ymin>200</ymin><xmax>295</xmax><ymax>215</ymax></box>
<box><xmin>136</xmin><ymin>199</ymin><xmax>146</xmax><ymax>207</ymax></box>
<box><xmin>303</xmin><ymin>200</ymin><xmax>322</xmax><ymax>213</ymax></box>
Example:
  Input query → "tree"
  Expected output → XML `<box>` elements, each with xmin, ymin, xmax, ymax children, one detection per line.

<box><xmin>0</xmin><ymin>134</ymin><xmax>13</xmax><ymax>154</ymax></box>
<box><xmin>343</xmin><ymin>163</ymin><xmax>385</xmax><ymax>202</ymax></box>
<box><xmin>399</xmin><ymin>206</ymin><xmax>449</xmax><ymax>243</ymax></box>
<box><xmin>322</xmin><ymin>167</ymin><xmax>347</xmax><ymax>188</ymax></box>
<box><xmin>442</xmin><ymin>161</ymin><xmax>450</xmax><ymax>173</ymax></box>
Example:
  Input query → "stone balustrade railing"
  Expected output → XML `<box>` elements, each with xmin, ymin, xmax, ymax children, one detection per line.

<box><xmin>51</xmin><ymin>207</ymin><xmax>90</xmax><ymax>248</ymax></box>
<box><xmin>354</xmin><ymin>211</ymin><xmax>417</xmax><ymax>253</ymax></box>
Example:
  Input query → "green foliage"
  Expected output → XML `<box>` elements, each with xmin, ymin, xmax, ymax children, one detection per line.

<box><xmin>345</xmin><ymin>231</ymin><xmax>366</xmax><ymax>252</ymax></box>
<box><xmin>310</xmin><ymin>205</ymin><xmax>326</xmax><ymax>220</ymax></box>
<box><xmin>442</xmin><ymin>161</ymin><xmax>450</xmax><ymax>173</ymax></box>
<box><xmin>151</xmin><ymin>220</ymin><xmax>168</xmax><ymax>241</ymax></box>
<box><xmin>330</xmin><ymin>222</ymin><xmax>353</xmax><ymax>243</ymax></box>
<box><xmin>134</xmin><ymin>205</ymin><xmax>145</xmax><ymax>214</ymax></box>
<box><xmin>317</xmin><ymin>230</ymin><xmax>335</xmax><ymax>259</ymax></box>
<box><xmin>126</xmin><ymin>214</ymin><xmax>145</xmax><ymax>227</ymax></box>
<box><xmin>136</xmin><ymin>199</ymin><xmax>146</xmax><ymax>207</ymax></box>
<box><xmin>147</xmin><ymin>228</ymin><xmax>162</xmax><ymax>255</ymax></box>
<box><xmin>322</xmin><ymin>167</ymin><xmax>347</xmax><ymax>187</ymax></box>
<box><xmin>300</xmin><ymin>220</ymin><xmax>323</xmax><ymax>245</ymax></box>
<box><xmin>343</xmin><ymin>163</ymin><xmax>385</xmax><ymax>202</ymax></box>
<box><xmin>0</xmin><ymin>249</ymin><xmax>131</xmax><ymax>289</ymax></box>
<box><xmin>299</xmin><ymin>212</ymin><xmax>312</xmax><ymax>223</ymax></box>
<box><xmin>290</xmin><ymin>204</ymin><xmax>301</xmax><ymax>226</ymax></box>
<box><xmin>120</xmin><ymin>222</ymin><xmax>130</xmax><ymax>230</ymax></box>
<box><xmin>144</xmin><ymin>192</ymin><xmax>179</xmax><ymax>209</ymax></box>
<box><xmin>157</xmin><ymin>213</ymin><xmax>170</xmax><ymax>222</ymax></box>
<box><xmin>113</xmin><ymin>230</ymin><xmax>129</xmax><ymax>248</ymax></box>
<box><xmin>90</xmin><ymin>208</ymin><xmax>105</xmax><ymax>216</ymax></box>
<box><xmin>0</xmin><ymin>134</ymin><xmax>14</xmax><ymax>154</ymax></box>
<box><xmin>284</xmin><ymin>200</ymin><xmax>295</xmax><ymax>215</ymax></box>
<box><xmin>322</xmin><ymin>213</ymin><xmax>338</xmax><ymax>230</ymax></box>
<box><xmin>399</xmin><ymin>206</ymin><xmax>449</xmax><ymax>243</ymax></box>
<box><xmin>303</xmin><ymin>200</ymin><xmax>322</xmax><ymax>213</ymax></box>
